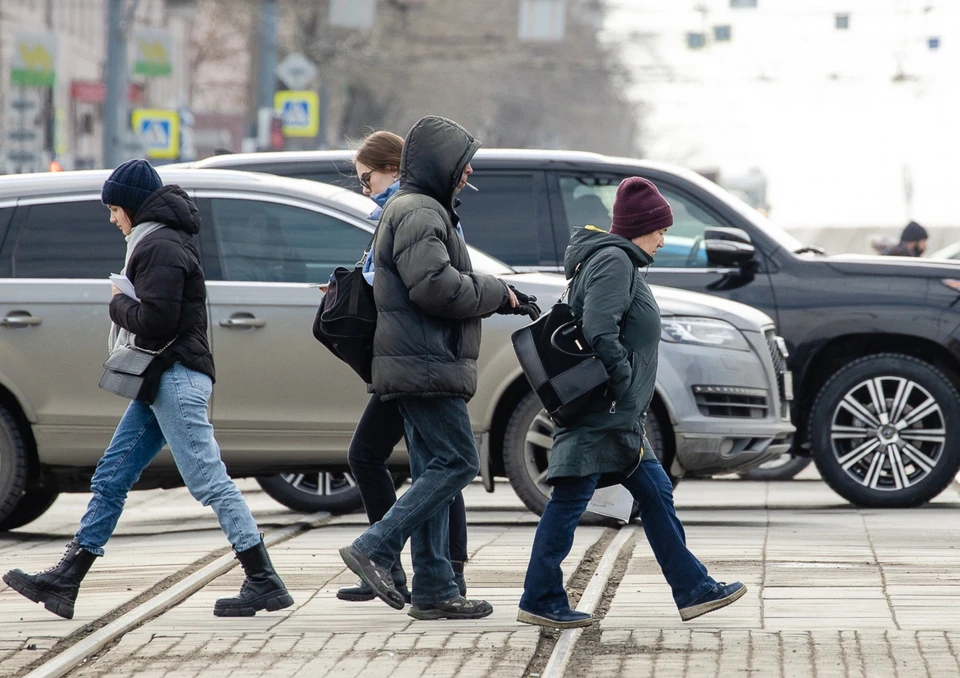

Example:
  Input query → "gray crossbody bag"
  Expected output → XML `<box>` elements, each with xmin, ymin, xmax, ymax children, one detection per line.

<box><xmin>99</xmin><ymin>336</ymin><xmax>177</xmax><ymax>401</ymax></box>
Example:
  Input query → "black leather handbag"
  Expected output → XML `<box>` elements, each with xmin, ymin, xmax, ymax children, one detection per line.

<box><xmin>312</xmin><ymin>253</ymin><xmax>377</xmax><ymax>384</ymax></box>
<box><xmin>511</xmin><ymin>300</ymin><xmax>609</xmax><ymax>427</ymax></box>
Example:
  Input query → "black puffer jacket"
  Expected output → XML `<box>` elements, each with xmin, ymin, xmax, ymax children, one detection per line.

<box><xmin>371</xmin><ymin>116</ymin><xmax>508</xmax><ymax>400</ymax></box>
<box><xmin>109</xmin><ymin>186</ymin><xmax>215</xmax><ymax>397</ymax></box>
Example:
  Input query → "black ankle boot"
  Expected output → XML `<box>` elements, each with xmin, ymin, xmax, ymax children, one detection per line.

<box><xmin>213</xmin><ymin>540</ymin><xmax>294</xmax><ymax>617</ymax></box>
<box><xmin>452</xmin><ymin>560</ymin><xmax>467</xmax><ymax>597</ymax></box>
<box><xmin>2</xmin><ymin>540</ymin><xmax>98</xmax><ymax>620</ymax></box>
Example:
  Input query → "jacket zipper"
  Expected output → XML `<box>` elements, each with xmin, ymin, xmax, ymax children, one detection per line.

<box><xmin>609</xmin><ymin>400</ymin><xmax>617</xmax><ymax>414</ymax></box>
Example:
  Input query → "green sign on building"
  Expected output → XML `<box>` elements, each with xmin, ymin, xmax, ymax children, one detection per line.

<box><xmin>11</xmin><ymin>32</ymin><xmax>57</xmax><ymax>87</ymax></box>
<box><xmin>133</xmin><ymin>29</ymin><xmax>173</xmax><ymax>77</ymax></box>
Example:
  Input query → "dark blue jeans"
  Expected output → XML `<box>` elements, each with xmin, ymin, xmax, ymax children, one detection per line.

<box><xmin>348</xmin><ymin>394</ymin><xmax>468</xmax><ymax>564</ymax></box>
<box><xmin>353</xmin><ymin>396</ymin><xmax>479</xmax><ymax>606</ymax></box>
<box><xmin>520</xmin><ymin>453</ymin><xmax>716</xmax><ymax>614</ymax></box>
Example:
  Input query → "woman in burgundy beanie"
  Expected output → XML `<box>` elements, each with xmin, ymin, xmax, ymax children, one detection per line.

<box><xmin>517</xmin><ymin>176</ymin><xmax>746</xmax><ymax>630</ymax></box>
<box><xmin>609</xmin><ymin>176</ymin><xmax>674</xmax><ymax>241</ymax></box>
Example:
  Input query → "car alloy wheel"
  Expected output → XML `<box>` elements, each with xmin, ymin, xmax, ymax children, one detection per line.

<box><xmin>281</xmin><ymin>471</ymin><xmax>357</xmax><ymax>497</ymax></box>
<box><xmin>829</xmin><ymin>376</ymin><xmax>945</xmax><ymax>491</ymax></box>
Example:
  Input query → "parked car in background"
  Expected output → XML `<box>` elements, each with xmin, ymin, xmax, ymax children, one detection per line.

<box><xmin>186</xmin><ymin>149</ymin><xmax>960</xmax><ymax>508</ymax></box>
<box><xmin>931</xmin><ymin>242</ymin><xmax>960</xmax><ymax>261</ymax></box>
<box><xmin>0</xmin><ymin>169</ymin><xmax>793</xmax><ymax>529</ymax></box>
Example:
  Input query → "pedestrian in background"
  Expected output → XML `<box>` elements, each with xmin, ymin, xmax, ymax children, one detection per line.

<box><xmin>2</xmin><ymin>160</ymin><xmax>292</xmax><ymax>620</ymax></box>
<box><xmin>339</xmin><ymin>116</ymin><xmax>538</xmax><ymax>620</ymax></box>
<box><xmin>878</xmin><ymin>220</ymin><xmax>928</xmax><ymax>257</ymax></box>
<box><xmin>517</xmin><ymin>177</ymin><xmax>746</xmax><ymax>629</ymax></box>
<box><xmin>336</xmin><ymin>130</ymin><xmax>470</xmax><ymax>604</ymax></box>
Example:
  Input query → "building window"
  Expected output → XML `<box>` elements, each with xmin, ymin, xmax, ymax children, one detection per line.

<box><xmin>835</xmin><ymin>13</ymin><xmax>850</xmax><ymax>30</ymax></box>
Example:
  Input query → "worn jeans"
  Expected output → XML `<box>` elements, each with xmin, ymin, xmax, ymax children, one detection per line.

<box><xmin>76</xmin><ymin>363</ymin><xmax>261</xmax><ymax>556</ymax></box>
<box><xmin>353</xmin><ymin>397</ymin><xmax>479</xmax><ymax>606</ymax></box>
<box><xmin>520</xmin><ymin>453</ymin><xmax>716</xmax><ymax>614</ymax></box>
<box><xmin>348</xmin><ymin>394</ymin><xmax>468</xmax><ymax>563</ymax></box>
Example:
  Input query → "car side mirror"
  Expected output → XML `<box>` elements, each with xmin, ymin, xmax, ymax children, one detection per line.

<box><xmin>705</xmin><ymin>227</ymin><xmax>755</xmax><ymax>268</ymax></box>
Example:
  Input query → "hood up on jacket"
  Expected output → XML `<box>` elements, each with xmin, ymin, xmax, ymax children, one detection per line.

<box><xmin>398</xmin><ymin>116</ymin><xmax>481</xmax><ymax>213</ymax></box>
<box><xmin>132</xmin><ymin>184</ymin><xmax>201</xmax><ymax>235</ymax></box>
<box><xmin>563</xmin><ymin>225</ymin><xmax>653</xmax><ymax>278</ymax></box>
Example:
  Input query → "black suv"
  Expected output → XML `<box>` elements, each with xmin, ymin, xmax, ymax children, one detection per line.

<box><xmin>187</xmin><ymin>149</ymin><xmax>960</xmax><ymax>508</ymax></box>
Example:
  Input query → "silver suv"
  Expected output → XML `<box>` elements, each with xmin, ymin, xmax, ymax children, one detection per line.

<box><xmin>0</xmin><ymin>169</ymin><xmax>793</xmax><ymax>528</ymax></box>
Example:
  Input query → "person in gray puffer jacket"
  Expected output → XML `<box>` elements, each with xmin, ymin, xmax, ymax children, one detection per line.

<box><xmin>339</xmin><ymin>116</ymin><xmax>538</xmax><ymax>621</ymax></box>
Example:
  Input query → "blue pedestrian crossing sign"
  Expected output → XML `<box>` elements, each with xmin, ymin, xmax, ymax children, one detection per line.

<box><xmin>131</xmin><ymin>109</ymin><xmax>180</xmax><ymax>159</ymax></box>
<box><xmin>274</xmin><ymin>90</ymin><xmax>319</xmax><ymax>138</ymax></box>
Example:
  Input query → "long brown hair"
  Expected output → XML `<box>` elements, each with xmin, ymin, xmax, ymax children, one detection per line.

<box><xmin>355</xmin><ymin>130</ymin><xmax>403</xmax><ymax>172</ymax></box>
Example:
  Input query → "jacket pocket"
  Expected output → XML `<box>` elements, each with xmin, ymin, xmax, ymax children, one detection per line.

<box><xmin>446</xmin><ymin>325</ymin><xmax>463</xmax><ymax>359</ymax></box>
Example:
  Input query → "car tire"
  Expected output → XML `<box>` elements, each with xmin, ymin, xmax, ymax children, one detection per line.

<box><xmin>503</xmin><ymin>393</ymin><xmax>670</xmax><ymax>523</ymax></box>
<box><xmin>0</xmin><ymin>405</ymin><xmax>29</xmax><ymax>527</ymax></box>
<box><xmin>809</xmin><ymin>354</ymin><xmax>960</xmax><ymax>507</ymax></box>
<box><xmin>257</xmin><ymin>471</ymin><xmax>408</xmax><ymax>515</ymax></box>
<box><xmin>738</xmin><ymin>455</ymin><xmax>812</xmax><ymax>481</ymax></box>
<box><xmin>0</xmin><ymin>485</ymin><xmax>59</xmax><ymax>531</ymax></box>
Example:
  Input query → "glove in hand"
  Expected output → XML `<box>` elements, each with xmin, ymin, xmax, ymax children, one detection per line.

<box><xmin>504</xmin><ymin>285</ymin><xmax>541</xmax><ymax>320</ymax></box>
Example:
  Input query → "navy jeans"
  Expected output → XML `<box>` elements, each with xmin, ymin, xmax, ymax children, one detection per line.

<box><xmin>353</xmin><ymin>396</ymin><xmax>479</xmax><ymax>606</ymax></box>
<box><xmin>520</xmin><ymin>452</ymin><xmax>716</xmax><ymax>614</ymax></box>
<box><xmin>348</xmin><ymin>394</ymin><xmax>468</xmax><ymax>564</ymax></box>
<box><xmin>76</xmin><ymin>363</ymin><xmax>261</xmax><ymax>556</ymax></box>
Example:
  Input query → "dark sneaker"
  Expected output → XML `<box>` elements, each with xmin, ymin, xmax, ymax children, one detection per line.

<box><xmin>408</xmin><ymin>596</ymin><xmax>493</xmax><ymax>620</ymax></box>
<box><xmin>338</xmin><ymin>544</ymin><xmax>405</xmax><ymax>610</ymax></box>
<box><xmin>679</xmin><ymin>581</ymin><xmax>747</xmax><ymax>622</ymax></box>
<box><xmin>517</xmin><ymin>607</ymin><xmax>593</xmax><ymax>629</ymax></box>
<box><xmin>337</xmin><ymin>578</ymin><xmax>412</xmax><ymax>604</ymax></box>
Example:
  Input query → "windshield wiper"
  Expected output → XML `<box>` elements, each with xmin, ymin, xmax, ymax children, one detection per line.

<box><xmin>794</xmin><ymin>246</ymin><xmax>826</xmax><ymax>255</ymax></box>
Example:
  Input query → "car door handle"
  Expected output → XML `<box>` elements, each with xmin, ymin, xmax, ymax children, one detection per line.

<box><xmin>219</xmin><ymin>315</ymin><xmax>266</xmax><ymax>329</ymax></box>
<box><xmin>1</xmin><ymin>312</ymin><xmax>42</xmax><ymax>327</ymax></box>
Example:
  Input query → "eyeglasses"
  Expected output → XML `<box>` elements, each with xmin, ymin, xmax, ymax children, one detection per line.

<box><xmin>359</xmin><ymin>170</ymin><xmax>373</xmax><ymax>190</ymax></box>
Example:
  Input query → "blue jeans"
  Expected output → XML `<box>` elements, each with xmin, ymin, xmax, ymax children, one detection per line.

<box><xmin>520</xmin><ymin>453</ymin><xmax>716</xmax><ymax>614</ymax></box>
<box><xmin>353</xmin><ymin>397</ymin><xmax>479</xmax><ymax>606</ymax></box>
<box><xmin>76</xmin><ymin>363</ymin><xmax>261</xmax><ymax>556</ymax></box>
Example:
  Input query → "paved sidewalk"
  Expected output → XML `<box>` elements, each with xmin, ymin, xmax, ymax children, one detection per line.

<box><xmin>69</xmin><ymin>506</ymin><xmax>603</xmax><ymax>677</ymax></box>
<box><xmin>588</xmin><ymin>477</ymin><xmax>960</xmax><ymax>677</ymax></box>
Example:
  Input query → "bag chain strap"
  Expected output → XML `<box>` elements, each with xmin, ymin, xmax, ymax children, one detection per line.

<box><xmin>128</xmin><ymin>335</ymin><xmax>178</xmax><ymax>356</ymax></box>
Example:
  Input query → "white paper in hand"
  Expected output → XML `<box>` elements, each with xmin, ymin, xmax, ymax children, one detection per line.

<box><xmin>109</xmin><ymin>274</ymin><xmax>139</xmax><ymax>302</ymax></box>
<box><xmin>586</xmin><ymin>485</ymin><xmax>634</xmax><ymax>523</ymax></box>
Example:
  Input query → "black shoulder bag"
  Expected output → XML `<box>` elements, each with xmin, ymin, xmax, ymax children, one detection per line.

<box><xmin>312</xmin><ymin>235</ymin><xmax>377</xmax><ymax>383</ymax></box>
<box><xmin>510</xmin><ymin>264</ymin><xmax>610</xmax><ymax>427</ymax></box>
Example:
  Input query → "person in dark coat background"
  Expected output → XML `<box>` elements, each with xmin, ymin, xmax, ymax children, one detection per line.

<box><xmin>339</xmin><ymin>116</ymin><xmax>538</xmax><ymax>621</ymax></box>
<box><xmin>517</xmin><ymin>177</ymin><xmax>746</xmax><ymax>630</ymax></box>
<box><xmin>2</xmin><ymin>159</ymin><xmax>292</xmax><ymax>621</ymax></box>
<box><xmin>879</xmin><ymin>221</ymin><xmax>928</xmax><ymax>257</ymax></box>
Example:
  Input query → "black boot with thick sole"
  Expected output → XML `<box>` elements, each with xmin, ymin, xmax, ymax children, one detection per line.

<box><xmin>2</xmin><ymin>540</ymin><xmax>98</xmax><ymax>620</ymax></box>
<box><xmin>213</xmin><ymin>540</ymin><xmax>294</xmax><ymax>617</ymax></box>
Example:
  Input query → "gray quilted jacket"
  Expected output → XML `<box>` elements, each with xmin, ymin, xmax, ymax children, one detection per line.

<box><xmin>371</xmin><ymin>116</ymin><xmax>508</xmax><ymax>400</ymax></box>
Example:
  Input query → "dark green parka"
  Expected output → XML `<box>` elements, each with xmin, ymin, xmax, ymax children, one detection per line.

<box><xmin>371</xmin><ymin>116</ymin><xmax>509</xmax><ymax>400</ymax></box>
<box><xmin>547</xmin><ymin>226</ymin><xmax>660</xmax><ymax>484</ymax></box>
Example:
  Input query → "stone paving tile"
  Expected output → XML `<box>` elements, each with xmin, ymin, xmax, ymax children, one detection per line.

<box><xmin>580</xmin><ymin>629</ymin><xmax>960</xmax><ymax>677</ymax></box>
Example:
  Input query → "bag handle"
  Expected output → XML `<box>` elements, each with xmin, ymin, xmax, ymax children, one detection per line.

<box><xmin>549</xmin><ymin>321</ymin><xmax>596</xmax><ymax>357</ymax></box>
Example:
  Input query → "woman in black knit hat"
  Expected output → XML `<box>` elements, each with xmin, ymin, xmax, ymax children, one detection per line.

<box><xmin>2</xmin><ymin>159</ymin><xmax>293</xmax><ymax>620</ymax></box>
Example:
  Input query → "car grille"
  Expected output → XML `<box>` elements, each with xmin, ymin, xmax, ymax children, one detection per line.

<box><xmin>765</xmin><ymin>329</ymin><xmax>792</xmax><ymax>419</ymax></box>
<box><xmin>693</xmin><ymin>385</ymin><xmax>769</xmax><ymax>418</ymax></box>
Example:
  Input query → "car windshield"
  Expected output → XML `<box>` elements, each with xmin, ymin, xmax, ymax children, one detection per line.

<box><xmin>664</xmin><ymin>164</ymin><xmax>809</xmax><ymax>255</ymax></box>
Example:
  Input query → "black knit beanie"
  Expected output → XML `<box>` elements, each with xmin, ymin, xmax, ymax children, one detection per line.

<box><xmin>101</xmin><ymin>158</ymin><xmax>163</xmax><ymax>217</ymax></box>
<box><xmin>901</xmin><ymin>221</ymin><xmax>928</xmax><ymax>242</ymax></box>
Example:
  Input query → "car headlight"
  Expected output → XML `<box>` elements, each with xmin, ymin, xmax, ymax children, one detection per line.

<box><xmin>660</xmin><ymin>316</ymin><xmax>750</xmax><ymax>351</ymax></box>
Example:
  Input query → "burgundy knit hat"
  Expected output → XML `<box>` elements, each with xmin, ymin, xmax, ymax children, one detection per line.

<box><xmin>610</xmin><ymin>177</ymin><xmax>673</xmax><ymax>240</ymax></box>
